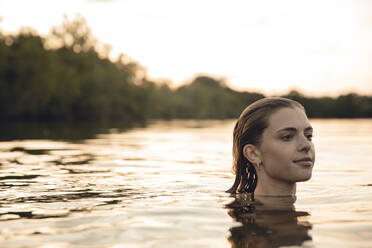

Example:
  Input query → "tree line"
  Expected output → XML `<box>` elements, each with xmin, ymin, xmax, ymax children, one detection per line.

<box><xmin>1</xmin><ymin>15</ymin><xmax>371</xmax><ymax>123</ymax></box>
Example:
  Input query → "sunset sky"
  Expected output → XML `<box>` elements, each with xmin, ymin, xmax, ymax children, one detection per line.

<box><xmin>1</xmin><ymin>0</ymin><xmax>371</xmax><ymax>96</ymax></box>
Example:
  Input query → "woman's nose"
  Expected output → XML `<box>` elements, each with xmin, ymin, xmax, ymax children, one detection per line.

<box><xmin>298</xmin><ymin>136</ymin><xmax>311</xmax><ymax>153</ymax></box>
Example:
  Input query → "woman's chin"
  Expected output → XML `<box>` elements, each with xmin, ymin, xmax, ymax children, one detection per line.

<box><xmin>297</xmin><ymin>172</ymin><xmax>312</xmax><ymax>182</ymax></box>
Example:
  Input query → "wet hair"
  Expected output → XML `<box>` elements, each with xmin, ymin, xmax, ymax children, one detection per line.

<box><xmin>227</xmin><ymin>97</ymin><xmax>304</xmax><ymax>195</ymax></box>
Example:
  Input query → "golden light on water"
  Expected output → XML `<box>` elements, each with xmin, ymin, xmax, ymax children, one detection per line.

<box><xmin>1</xmin><ymin>120</ymin><xmax>372</xmax><ymax>247</ymax></box>
<box><xmin>1</xmin><ymin>0</ymin><xmax>371</xmax><ymax>96</ymax></box>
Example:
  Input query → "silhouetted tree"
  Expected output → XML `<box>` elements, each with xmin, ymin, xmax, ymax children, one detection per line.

<box><xmin>0</xmin><ymin>15</ymin><xmax>371</xmax><ymax>122</ymax></box>
<box><xmin>45</xmin><ymin>14</ymin><xmax>97</xmax><ymax>53</ymax></box>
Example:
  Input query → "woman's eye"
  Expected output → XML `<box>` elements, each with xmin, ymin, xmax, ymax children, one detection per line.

<box><xmin>306</xmin><ymin>134</ymin><xmax>313</xmax><ymax>141</ymax></box>
<box><xmin>281</xmin><ymin>135</ymin><xmax>292</xmax><ymax>141</ymax></box>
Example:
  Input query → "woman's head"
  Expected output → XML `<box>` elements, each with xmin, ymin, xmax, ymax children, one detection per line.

<box><xmin>227</xmin><ymin>97</ymin><xmax>315</xmax><ymax>195</ymax></box>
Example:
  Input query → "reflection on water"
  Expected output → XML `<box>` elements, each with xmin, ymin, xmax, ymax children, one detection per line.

<box><xmin>0</xmin><ymin>119</ymin><xmax>372</xmax><ymax>247</ymax></box>
<box><xmin>0</xmin><ymin>121</ymin><xmax>141</xmax><ymax>141</ymax></box>
<box><xmin>226</xmin><ymin>194</ymin><xmax>312</xmax><ymax>248</ymax></box>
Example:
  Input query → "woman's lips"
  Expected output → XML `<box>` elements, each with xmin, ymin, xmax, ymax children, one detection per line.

<box><xmin>293</xmin><ymin>157</ymin><xmax>313</xmax><ymax>167</ymax></box>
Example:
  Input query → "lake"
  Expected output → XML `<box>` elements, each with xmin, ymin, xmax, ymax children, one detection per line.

<box><xmin>0</xmin><ymin>119</ymin><xmax>371</xmax><ymax>247</ymax></box>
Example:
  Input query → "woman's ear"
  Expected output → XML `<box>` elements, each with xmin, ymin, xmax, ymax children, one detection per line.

<box><xmin>242</xmin><ymin>144</ymin><xmax>261</xmax><ymax>164</ymax></box>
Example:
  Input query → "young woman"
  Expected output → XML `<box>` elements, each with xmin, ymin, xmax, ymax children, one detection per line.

<box><xmin>227</xmin><ymin>97</ymin><xmax>315</xmax><ymax>196</ymax></box>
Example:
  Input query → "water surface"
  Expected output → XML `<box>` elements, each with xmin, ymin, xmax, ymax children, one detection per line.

<box><xmin>0</xmin><ymin>119</ymin><xmax>371</xmax><ymax>247</ymax></box>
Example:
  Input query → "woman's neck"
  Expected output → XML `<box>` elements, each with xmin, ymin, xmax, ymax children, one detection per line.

<box><xmin>254</xmin><ymin>170</ymin><xmax>296</xmax><ymax>196</ymax></box>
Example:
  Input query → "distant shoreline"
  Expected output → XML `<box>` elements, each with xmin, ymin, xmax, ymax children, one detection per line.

<box><xmin>1</xmin><ymin>16</ymin><xmax>371</xmax><ymax>122</ymax></box>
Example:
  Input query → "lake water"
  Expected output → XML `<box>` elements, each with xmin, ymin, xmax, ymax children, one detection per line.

<box><xmin>0</xmin><ymin>119</ymin><xmax>371</xmax><ymax>248</ymax></box>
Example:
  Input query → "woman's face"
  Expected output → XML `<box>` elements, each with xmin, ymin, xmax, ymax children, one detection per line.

<box><xmin>257</xmin><ymin>107</ymin><xmax>315</xmax><ymax>183</ymax></box>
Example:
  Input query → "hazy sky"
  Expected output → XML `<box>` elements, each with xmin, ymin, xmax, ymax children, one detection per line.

<box><xmin>1</xmin><ymin>0</ymin><xmax>371</xmax><ymax>96</ymax></box>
